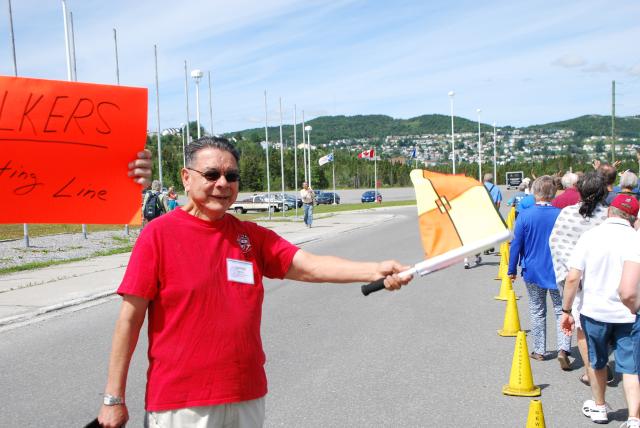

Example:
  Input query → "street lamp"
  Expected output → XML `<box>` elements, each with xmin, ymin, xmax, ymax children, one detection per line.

<box><xmin>476</xmin><ymin>108</ymin><xmax>482</xmax><ymax>181</ymax></box>
<box><xmin>448</xmin><ymin>91</ymin><xmax>456</xmax><ymax>174</ymax></box>
<box><xmin>305</xmin><ymin>125</ymin><xmax>312</xmax><ymax>188</ymax></box>
<box><xmin>191</xmin><ymin>69</ymin><xmax>203</xmax><ymax>138</ymax></box>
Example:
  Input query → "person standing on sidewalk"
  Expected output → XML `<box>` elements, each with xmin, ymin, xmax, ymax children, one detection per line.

<box><xmin>97</xmin><ymin>137</ymin><xmax>412</xmax><ymax>428</ymax></box>
<box><xmin>560</xmin><ymin>194</ymin><xmax>640</xmax><ymax>426</ymax></box>
<box><xmin>300</xmin><ymin>181</ymin><xmax>316</xmax><ymax>228</ymax></box>
<box><xmin>508</xmin><ymin>176</ymin><xmax>571</xmax><ymax>366</ymax></box>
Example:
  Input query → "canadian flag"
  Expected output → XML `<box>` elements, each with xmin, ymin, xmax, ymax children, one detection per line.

<box><xmin>358</xmin><ymin>149</ymin><xmax>375</xmax><ymax>159</ymax></box>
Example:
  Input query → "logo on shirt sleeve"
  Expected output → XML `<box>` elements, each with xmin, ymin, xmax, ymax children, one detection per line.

<box><xmin>237</xmin><ymin>233</ymin><xmax>252</xmax><ymax>254</ymax></box>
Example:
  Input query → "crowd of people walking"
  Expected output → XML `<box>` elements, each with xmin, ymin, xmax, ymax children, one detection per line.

<box><xmin>505</xmin><ymin>162</ymin><xmax>640</xmax><ymax>427</ymax></box>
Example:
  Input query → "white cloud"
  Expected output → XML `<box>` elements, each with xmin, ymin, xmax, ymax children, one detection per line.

<box><xmin>582</xmin><ymin>62</ymin><xmax>610</xmax><ymax>73</ymax></box>
<box><xmin>551</xmin><ymin>54</ymin><xmax>587</xmax><ymax>68</ymax></box>
<box><xmin>629</xmin><ymin>64</ymin><xmax>640</xmax><ymax>76</ymax></box>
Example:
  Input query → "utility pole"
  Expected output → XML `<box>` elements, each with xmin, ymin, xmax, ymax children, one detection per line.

<box><xmin>611</xmin><ymin>80</ymin><xmax>616</xmax><ymax>162</ymax></box>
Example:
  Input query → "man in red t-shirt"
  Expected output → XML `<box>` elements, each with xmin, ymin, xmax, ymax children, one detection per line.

<box><xmin>98</xmin><ymin>137</ymin><xmax>412</xmax><ymax>428</ymax></box>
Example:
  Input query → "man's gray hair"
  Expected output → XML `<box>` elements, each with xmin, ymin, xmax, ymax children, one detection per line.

<box><xmin>609</xmin><ymin>206</ymin><xmax>636</xmax><ymax>223</ymax></box>
<box><xmin>532</xmin><ymin>175</ymin><xmax>556</xmax><ymax>202</ymax></box>
<box><xmin>483</xmin><ymin>173</ymin><xmax>494</xmax><ymax>183</ymax></box>
<box><xmin>151</xmin><ymin>179</ymin><xmax>161</xmax><ymax>192</ymax></box>
<box><xmin>620</xmin><ymin>171</ymin><xmax>638</xmax><ymax>190</ymax></box>
<box><xmin>518</xmin><ymin>182</ymin><xmax>527</xmax><ymax>192</ymax></box>
<box><xmin>561</xmin><ymin>172</ymin><xmax>578</xmax><ymax>189</ymax></box>
<box><xmin>185</xmin><ymin>137</ymin><xmax>240</xmax><ymax>167</ymax></box>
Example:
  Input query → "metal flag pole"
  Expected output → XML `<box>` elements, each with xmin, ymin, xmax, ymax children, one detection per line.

<box><xmin>264</xmin><ymin>91</ymin><xmax>272</xmax><ymax>220</ymax></box>
<box><xmin>449</xmin><ymin>91</ymin><xmax>456</xmax><ymax>174</ymax></box>
<box><xmin>279</xmin><ymin>97</ymin><xmax>285</xmax><ymax>217</ymax></box>
<box><xmin>302</xmin><ymin>111</ymin><xmax>307</xmax><ymax>183</ymax></box>
<box><xmin>8</xmin><ymin>0</ymin><xmax>29</xmax><ymax>247</ymax></box>
<box><xmin>293</xmin><ymin>105</ymin><xmax>298</xmax><ymax>219</ymax></box>
<box><xmin>61</xmin><ymin>0</ymin><xmax>72</xmax><ymax>81</ymax></box>
<box><xmin>476</xmin><ymin>108</ymin><xmax>482</xmax><ymax>182</ymax></box>
<box><xmin>306</xmin><ymin>125</ymin><xmax>312</xmax><ymax>189</ymax></box>
<box><xmin>183</xmin><ymin>60</ymin><xmax>190</xmax><ymax>167</ymax></box>
<box><xmin>69</xmin><ymin>11</ymin><xmax>77</xmax><ymax>81</ymax></box>
<box><xmin>208</xmin><ymin>71</ymin><xmax>213</xmax><ymax>136</ymax></box>
<box><xmin>332</xmin><ymin>153</ymin><xmax>336</xmax><ymax>204</ymax></box>
<box><xmin>374</xmin><ymin>149</ymin><xmax>377</xmax><ymax>202</ymax></box>
<box><xmin>493</xmin><ymin>122</ymin><xmax>497</xmax><ymax>185</ymax></box>
<box><xmin>62</xmin><ymin>1</ymin><xmax>87</xmax><ymax>239</ymax></box>
<box><xmin>113</xmin><ymin>28</ymin><xmax>129</xmax><ymax>235</ymax></box>
<box><xmin>154</xmin><ymin>45</ymin><xmax>163</xmax><ymax>188</ymax></box>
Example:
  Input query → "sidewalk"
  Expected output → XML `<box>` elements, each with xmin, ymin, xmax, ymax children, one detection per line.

<box><xmin>0</xmin><ymin>210</ymin><xmax>398</xmax><ymax>328</ymax></box>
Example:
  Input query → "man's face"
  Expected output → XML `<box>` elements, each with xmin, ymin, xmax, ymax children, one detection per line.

<box><xmin>303</xmin><ymin>182</ymin><xmax>308</xmax><ymax>189</ymax></box>
<box><xmin>182</xmin><ymin>148</ymin><xmax>239</xmax><ymax>220</ymax></box>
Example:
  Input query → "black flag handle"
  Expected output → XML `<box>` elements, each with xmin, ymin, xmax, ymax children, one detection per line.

<box><xmin>361</xmin><ymin>278</ymin><xmax>386</xmax><ymax>296</ymax></box>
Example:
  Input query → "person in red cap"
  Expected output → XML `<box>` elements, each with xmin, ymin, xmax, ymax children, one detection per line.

<box><xmin>561</xmin><ymin>194</ymin><xmax>640</xmax><ymax>426</ymax></box>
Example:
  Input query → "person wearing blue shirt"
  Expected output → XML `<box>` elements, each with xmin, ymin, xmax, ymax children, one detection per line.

<box><xmin>508</xmin><ymin>175</ymin><xmax>571</xmax><ymax>366</ymax></box>
<box><xmin>483</xmin><ymin>173</ymin><xmax>502</xmax><ymax>208</ymax></box>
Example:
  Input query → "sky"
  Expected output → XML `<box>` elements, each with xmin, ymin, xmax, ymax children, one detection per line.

<box><xmin>1</xmin><ymin>0</ymin><xmax>639</xmax><ymax>134</ymax></box>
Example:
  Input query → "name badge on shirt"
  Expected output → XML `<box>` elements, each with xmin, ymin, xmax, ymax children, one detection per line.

<box><xmin>227</xmin><ymin>258</ymin><xmax>255</xmax><ymax>285</ymax></box>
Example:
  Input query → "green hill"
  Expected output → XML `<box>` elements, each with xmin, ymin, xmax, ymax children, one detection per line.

<box><xmin>526</xmin><ymin>114</ymin><xmax>640</xmax><ymax>138</ymax></box>
<box><xmin>228</xmin><ymin>114</ymin><xmax>640</xmax><ymax>145</ymax></box>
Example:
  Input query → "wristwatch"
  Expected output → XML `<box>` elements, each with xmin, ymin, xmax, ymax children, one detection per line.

<box><xmin>561</xmin><ymin>308</ymin><xmax>572</xmax><ymax>315</ymax></box>
<box><xmin>103</xmin><ymin>394</ymin><xmax>125</xmax><ymax>406</ymax></box>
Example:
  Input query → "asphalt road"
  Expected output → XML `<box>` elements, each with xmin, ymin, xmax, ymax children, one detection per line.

<box><xmin>0</xmin><ymin>204</ymin><xmax>630</xmax><ymax>427</ymax></box>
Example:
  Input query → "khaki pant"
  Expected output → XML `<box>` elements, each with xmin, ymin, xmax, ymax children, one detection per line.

<box><xmin>145</xmin><ymin>397</ymin><xmax>265</xmax><ymax>428</ymax></box>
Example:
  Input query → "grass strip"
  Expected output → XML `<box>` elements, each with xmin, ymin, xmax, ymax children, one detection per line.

<box><xmin>0</xmin><ymin>245</ymin><xmax>133</xmax><ymax>275</ymax></box>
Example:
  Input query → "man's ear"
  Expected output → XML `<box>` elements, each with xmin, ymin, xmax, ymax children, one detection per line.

<box><xmin>181</xmin><ymin>168</ymin><xmax>191</xmax><ymax>192</ymax></box>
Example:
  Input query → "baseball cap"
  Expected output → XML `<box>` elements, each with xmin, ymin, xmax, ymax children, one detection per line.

<box><xmin>610</xmin><ymin>194</ymin><xmax>639</xmax><ymax>216</ymax></box>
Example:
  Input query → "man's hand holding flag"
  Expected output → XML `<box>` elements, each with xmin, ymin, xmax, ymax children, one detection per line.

<box><xmin>362</xmin><ymin>169</ymin><xmax>511</xmax><ymax>295</ymax></box>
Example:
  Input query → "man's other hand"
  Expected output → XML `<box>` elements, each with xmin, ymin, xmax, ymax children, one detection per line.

<box><xmin>128</xmin><ymin>149</ymin><xmax>152</xmax><ymax>187</ymax></box>
<box><xmin>98</xmin><ymin>404</ymin><xmax>129</xmax><ymax>428</ymax></box>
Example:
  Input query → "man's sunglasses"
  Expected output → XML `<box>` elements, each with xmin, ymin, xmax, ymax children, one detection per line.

<box><xmin>186</xmin><ymin>167</ymin><xmax>240</xmax><ymax>183</ymax></box>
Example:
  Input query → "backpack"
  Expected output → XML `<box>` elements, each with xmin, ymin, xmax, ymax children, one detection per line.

<box><xmin>143</xmin><ymin>191</ymin><xmax>165</xmax><ymax>221</ymax></box>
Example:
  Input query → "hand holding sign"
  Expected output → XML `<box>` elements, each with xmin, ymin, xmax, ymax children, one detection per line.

<box><xmin>0</xmin><ymin>76</ymin><xmax>148</xmax><ymax>224</ymax></box>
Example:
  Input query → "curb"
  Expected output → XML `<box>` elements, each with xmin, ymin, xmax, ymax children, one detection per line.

<box><xmin>0</xmin><ymin>290</ymin><xmax>114</xmax><ymax>328</ymax></box>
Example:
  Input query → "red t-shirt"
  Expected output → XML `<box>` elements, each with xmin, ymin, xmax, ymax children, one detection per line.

<box><xmin>552</xmin><ymin>187</ymin><xmax>581</xmax><ymax>209</ymax></box>
<box><xmin>118</xmin><ymin>208</ymin><xmax>299</xmax><ymax>411</ymax></box>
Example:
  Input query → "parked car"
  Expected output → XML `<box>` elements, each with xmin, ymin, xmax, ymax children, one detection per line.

<box><xmin>316</xmin><ymin>192</ymin><xmax>340</xmax><ymax>205</ymax></box>
<box><xmin>229</xmin><ymin>194</ymin><xmax>280</xmax><ymax>214</ymax></box>
<box><xmin>261</xmin><ymin>194</ymin><xmax>295</xmax><ymax>211</ymax></box>
<box><xmin>284</xmin><ymin>193</ymin><xmax>302</xmax><ymax>208</ymax></box>
<box><xmin>361</xmin><ymin>190</ymin><xmax>382</xmax><ymax>203</ymax></box>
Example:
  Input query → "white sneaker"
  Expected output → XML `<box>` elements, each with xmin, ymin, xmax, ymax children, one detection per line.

<box><xmin>582</xmin><ymin>399</ymin><xmax>610</xmax><ymax>424</ymax></box>
<box><xmin>620</xmin><ymin>418</ymin><xmax>640</xmax><ymax>428</ymax></box>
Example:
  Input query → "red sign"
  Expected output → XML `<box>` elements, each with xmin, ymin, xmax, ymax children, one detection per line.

<box><xmin>0</xmin><ymin>76</ymin><xmax>147</xmax><ymax>224</ymax></box>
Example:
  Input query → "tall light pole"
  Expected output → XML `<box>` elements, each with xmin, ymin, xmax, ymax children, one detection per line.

<box><xmin>305</xmin><ymin>125</ymin><xmax>313</xmax><ymax>188</ymax></box>
<box><xmin>263</xmin><ymin>90</ymin><xmax>272</xmax><ymax>220</ymax></box>
<box><xmin>476</xmin><ymin>108</ymin><xmax>482</xmax><ymax>181</ymax></box>
<box><xmin>278</xmin><ymin>97</ymin><xmax>285</xmax><ymax>217</ymax></box>
<box><xmin>302</xmin><ymin>111</ymin><xmax>308</xmax><ymax>183</ymax></box>
<box><xmin>154</xmin><ymin>45</ymin><xmax>163</xmax><ymax>188</ymax></box>
<box><xmin>493</xmin><ymin>122</ymin><xmax>497</xmax><ymax>185</ymax></box>
<box><xmin>448</xmin><ymin>91</ymin><xmax>456</xmax><ymax>174</ymax></box>
<box><xmin>191</xmin><ymin>69</ymin><xmax>203</xmax><ymax>138</ymax></box>
<box><xmin>183</xmin><ymin>61</ymin><xmax>191</xmax><ymax>148</ymax></box>
<box><xmin>208</xmin><ymin>71</ymin><xmax>214</xmax><ymax>136</ymax></box>
<box><xmin>293</xmin><ymin>105</ymin><xmax>299</xmax><ymax>219</ymax></box>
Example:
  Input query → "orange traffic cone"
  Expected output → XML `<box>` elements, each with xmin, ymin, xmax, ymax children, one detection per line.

<box><xmin>495</xmin><ymin>275</ymin><xmax>518</xmax><ymax>301</ymax></box>
<box><xmin>525</xmin><ymin>400</ymin><xmax>546</xmax><ymax>428</ymax></box>
<box><xmin>498</xmin><ymin>290</ymin><xmax>521</xmax><ymax>336</ymax></box>
<box><xmin>503</xmin><ymin>331</ymin><xmax>541</xmax><ymax>397</ymax></box>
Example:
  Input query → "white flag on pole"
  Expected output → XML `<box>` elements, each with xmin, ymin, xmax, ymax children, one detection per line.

<box><xmin>318</xmin><ymin>153</ymin><xmax>334</xmax><ymax>166</ymax></box>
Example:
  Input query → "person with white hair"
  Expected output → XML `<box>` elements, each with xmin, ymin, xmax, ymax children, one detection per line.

<box><xmin>552</xmin><ymin>172</ymin><xmax>580</xmax><ymax>209</ymax></box>
<box><xmin>617</xmin><ymin>170</ymin><xmax>640</xmax><ymax>200</ymax></box>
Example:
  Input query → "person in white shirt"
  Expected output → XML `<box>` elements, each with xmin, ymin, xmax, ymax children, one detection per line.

<box><xmin>561</xmin><ymin>194</ymin><xmax>640</xmax><ymax>426</ymax></box>
<box><xmin>300</xmin><ymin>182</ymin><xmax>316</xmax><ymax>228</ymax></box>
